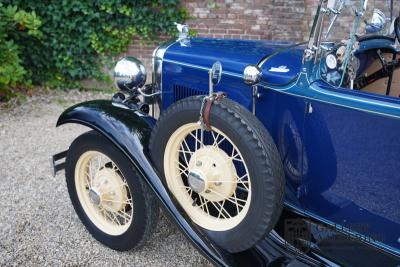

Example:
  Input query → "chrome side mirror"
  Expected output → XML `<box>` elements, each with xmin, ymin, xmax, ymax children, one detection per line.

<box><xmin>243</xmin><ymin>65</ymin><xmax>261</xmax><ymax>85</ymax></box>
<box><xmin>209</xmin><ymin>61</ymin><xmax>222</xmax><ymax>95</ymax></box>
<box><xmin>210</xmin><ymin>61</ymin><xmax>222</xmax><ymax>85</ymax></box>
<box><xmin>114</xmin><ymin>57</ymin><xmax>146</xmax><ymax>94</ymax></box>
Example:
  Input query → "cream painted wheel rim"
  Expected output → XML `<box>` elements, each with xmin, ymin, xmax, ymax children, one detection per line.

<box><xmin>164</xmin><ymin>123</ymin><xmax>251</xmax><ymax>231</ymax></box>
<box><xmin>75</xmin><ymin>151</ymin><xmax>133</xmax><ymax>236</ymax></box>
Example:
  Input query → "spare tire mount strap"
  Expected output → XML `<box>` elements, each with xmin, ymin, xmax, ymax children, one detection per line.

<box><xmin>199</xmin><ymin>92</ymin><xmax>226</xmax><ymax>131</ymax></box>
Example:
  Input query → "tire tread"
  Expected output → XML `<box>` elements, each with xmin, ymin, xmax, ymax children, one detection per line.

<box><xmin>149</xmin><ymin>96</ymin><xmax>284</xmax><ymax>252</ymax></box>
<box><xmin>66</xmin><ymin>131</ymin><xmax>159</xmax><ymax>251</ymax></box>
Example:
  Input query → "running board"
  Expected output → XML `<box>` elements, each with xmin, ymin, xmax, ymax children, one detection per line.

<box><xmin>50</xmin><ymin>150</ymin><xmax>68</xmax><ymax>177</ymax></box>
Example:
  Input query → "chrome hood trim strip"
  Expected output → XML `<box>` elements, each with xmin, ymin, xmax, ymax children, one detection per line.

<box><xmin>152</xmin><ymin>39</ymin><xmax>176</xmax><ymax>90</ymax></box>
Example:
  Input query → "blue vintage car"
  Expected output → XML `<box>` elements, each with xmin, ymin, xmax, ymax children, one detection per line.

<box><xmin>53</xmin><ymin>0</ymin><xmax>400</xmax><ymax>266</ymax></box>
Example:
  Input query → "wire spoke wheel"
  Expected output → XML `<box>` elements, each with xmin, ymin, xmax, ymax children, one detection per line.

<box><xmin>164</xmin><ymin>123</ymin><xmax>252</xmax><ymax>231</ymax></box>
<box><xmin>150</xmin><ymin>96</ymin><xmax>284</xmax><ymax>252</ymax></box>
<box><xmin>75</xmin><ymin>151</ymin><xmax>133</xmax><ymax>236</ymax></box>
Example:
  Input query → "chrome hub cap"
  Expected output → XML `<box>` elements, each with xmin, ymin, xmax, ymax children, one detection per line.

<box><xmin>88</xmin><ymin>187</ymin><xmax>101</xmax><ymax>206</ymax></box>
<box><xmin>188</xmin><ymin>170</ymin><xmax>206</xmax><ymax>193</ymax></box>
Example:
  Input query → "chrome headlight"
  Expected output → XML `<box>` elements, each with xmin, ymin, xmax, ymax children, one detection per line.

<box><xmin>114</xmin><ymin>57</ymin><xmax>146</xmax><ymax>93</ymax></box>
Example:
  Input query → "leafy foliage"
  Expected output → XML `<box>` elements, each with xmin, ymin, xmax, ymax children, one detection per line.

<box><xmin>0</xmin><ymin>3</ymin><xmax>41</xmax><ymax>100</ymax></box>
<box><xmin>1</xmin><ymin>0</ymin><xmax>188</xmax><ymax>90</ymax></box>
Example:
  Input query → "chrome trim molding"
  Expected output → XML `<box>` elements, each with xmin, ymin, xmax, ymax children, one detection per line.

<box><xmin>163</xmin><ymin>59</ymin><xmax>243</xmax><ymax>79</ymax></box>
<box><xmin>309</xmin><ymin>84</ymin><xmax>400</xmax><ymax>110</ymax></box>
<box><xmin>152</xmin><ymin>40</ymin><xmax>176</xmax><ymax>91</ymax></box>
<box><xmin>268</xmin><ymin>86</ymin><xmax>400</xmax><ymax>120</ymax></box>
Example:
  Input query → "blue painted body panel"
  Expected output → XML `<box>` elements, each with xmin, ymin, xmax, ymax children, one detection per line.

<box><xmin>259</xmin><ymin>46</ymin><xmax>305</xmax><ymax>85</ymax></box>
<box><xmin>160</xmin><ymin>37</ymin><xmax>400</xmax><ymax>256</ymax></box>
<box><xmin>302</xmin><ymin>96</ymin><xmax>400</xmax><ymax>251</ymax></box>
<box><xmin>163</xmin><ymin>38</ymin><xmax>304</xmax><ymax>90</ymax></box>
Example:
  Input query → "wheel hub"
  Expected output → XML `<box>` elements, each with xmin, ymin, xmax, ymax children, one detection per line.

<box><xmin>188</xmin><ymin>170</ymin><xmax>207</xmax><ymax>193</ymax></box>
<box><xmin>164</xmin><ymin>123</ymin><xmax>253</xmax><ymax>231</ymax></box>
<box><xmin>89</xmin><ymin>187</ymin><xmax>101</xmax><ymax>206</ymax></box>
<box><xmin>188</xmin><ymin>146</ymin><xmax>237</xmax><ymax>202</ymax></box>
<box><xmin>75</xmin><ymin>151</ymin><xmax>134</xmax><ymax>236</ymax></box>
<box><xmin>91</xmin><ymin>168</ymin><xmax>127</xmax><ymax>212</ymax></box>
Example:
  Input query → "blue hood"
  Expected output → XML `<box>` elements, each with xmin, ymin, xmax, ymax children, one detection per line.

<box><xmin>164</xmin><ymin>38</ymin><xmax>305</xmax><ymax>85</ymax></box>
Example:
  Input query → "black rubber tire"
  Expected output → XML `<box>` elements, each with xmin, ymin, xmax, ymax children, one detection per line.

<box><xmin>149</xmin><ymin>96</ymin><xmax>284</xmax><ymax>252</ymax></box>
<box><xmin>65</xmin><ymin>131</ymin><xmax>159</xmax><ymax>251</ymax></box>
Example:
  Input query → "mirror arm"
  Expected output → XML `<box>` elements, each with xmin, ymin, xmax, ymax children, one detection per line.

<box><xmin>390</xmin><ymin>0</ymin><xmax>394</xmax><ymax>23</ymax></box>
<box><xmin>325</xmin><ymin>1</ymin><xmax>345</xmax><ymax>39</ymax></box>
<box><xmin>208</xmin><ymin>70</ymin><xmax>214</xmax><ymax>97</ymax></box>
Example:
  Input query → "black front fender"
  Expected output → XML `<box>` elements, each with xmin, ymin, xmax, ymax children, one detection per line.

<box><xmin>57</xmin><ymin>100</ymin><xmax>157</xmax><ymax>171</ymax></box>
<box><xmin>57</xmin><ymin>100</ymin><xmax>272</xmax><ymax>266</ymax></box>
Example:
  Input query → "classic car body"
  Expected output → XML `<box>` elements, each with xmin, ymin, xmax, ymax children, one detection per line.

<box><xmin>53</xmin><ymin>0</ymin><xmax>400</xmax><ymax>266</ymax></box>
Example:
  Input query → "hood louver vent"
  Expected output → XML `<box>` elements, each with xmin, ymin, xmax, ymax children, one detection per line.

<box><xmin>173</xmin><ymin>84</ymin><xmax>206</xmax><ymax>102</ymax></box>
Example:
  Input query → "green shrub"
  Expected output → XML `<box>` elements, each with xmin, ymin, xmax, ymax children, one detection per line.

<box><xmin>0</xmin><ymin>3</ymin><xmax>41</xmax><ymax>101</ymax></box>
<box><xmin>2</xmin><ymin>0</ymin><xmax>189</xmax><ymax>88</ymax></box>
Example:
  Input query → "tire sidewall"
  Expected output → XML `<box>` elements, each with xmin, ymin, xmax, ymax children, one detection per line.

<box><xmin>65</xmin><ymin>132</ymin><xmax>150</xmax><ymax>251</ymax></box>
<box><xmin>150</xmin><ymin>98</ymin><xmax>280</xmax><ymax>249</ymax></box>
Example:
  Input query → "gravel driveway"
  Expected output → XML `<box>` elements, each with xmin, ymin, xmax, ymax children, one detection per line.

<box><xmin>0</xmin><ymin>90</ymin><xmax>210</xmax><ymax>266</ymax></box>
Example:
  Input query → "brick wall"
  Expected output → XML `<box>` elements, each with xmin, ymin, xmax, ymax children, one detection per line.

<box><xmin>125</xmin><ymin>0</ymin><xmax>393</xmax><ymax>78</ymax></box>
<box><xmin>125</xmin><ymin>0</ymin><xmax>316</xmax><ymax>79</ymax></box>
<box><xmin>185</xmin><ymin>0</ymin><xmax>308</xmax><ymax>41</ymax></box>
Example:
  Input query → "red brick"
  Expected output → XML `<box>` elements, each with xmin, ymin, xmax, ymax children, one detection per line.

<box><xmin>127</xmin><ymin>0</ymin><xmax>311</xmax><ymax>66</ymax></box>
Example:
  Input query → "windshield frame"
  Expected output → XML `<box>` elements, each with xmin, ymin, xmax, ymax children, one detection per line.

<box><xmin>304</xmin><ymin>0</ymin><xmax>369</xmax><ymax>88</ymax></box>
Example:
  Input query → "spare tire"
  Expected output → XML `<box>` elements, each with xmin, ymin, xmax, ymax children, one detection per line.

<box><xmin>149</xmin><ymin>96</ymin><xmax>284</xmax><ymax>252</ymax></box>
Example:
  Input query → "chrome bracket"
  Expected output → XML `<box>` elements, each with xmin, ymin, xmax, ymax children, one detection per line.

<box><xmin>50</xmin><ymin>150</ymin><xmax>68</xmax><ymax>177</ymax></box>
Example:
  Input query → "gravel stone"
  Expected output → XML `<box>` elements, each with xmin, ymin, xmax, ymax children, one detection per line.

<box><xmin>0</xmin><ymin>90</ymin><xmax>211</xmax><ymax>266</ymax></box>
